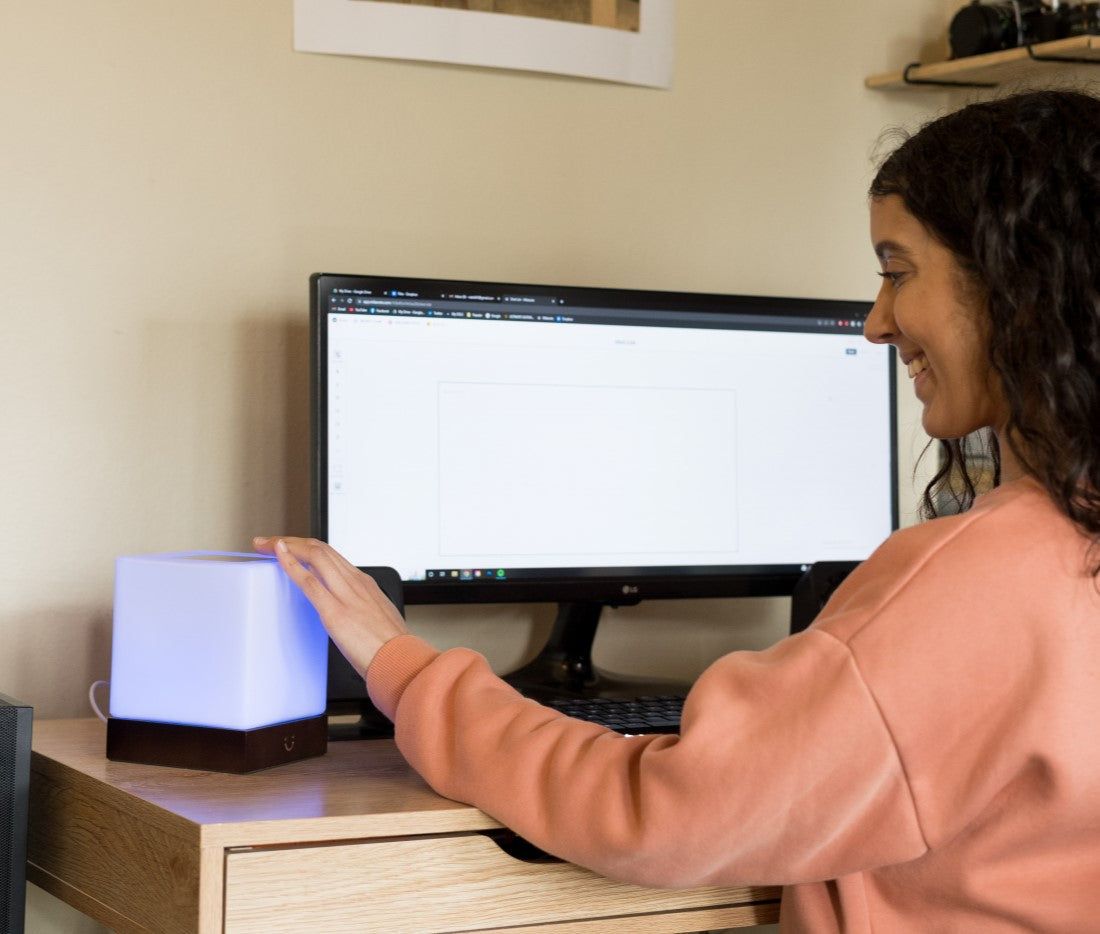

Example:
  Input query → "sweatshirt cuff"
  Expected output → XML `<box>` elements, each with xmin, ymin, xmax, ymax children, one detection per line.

<box><xmin>366</xmin><ymin>633</ymin><xmax>441</xmax><ymax>721</ymax></box>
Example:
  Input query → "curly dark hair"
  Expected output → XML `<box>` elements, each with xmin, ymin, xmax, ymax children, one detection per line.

<box><xmin>870</xmin><ymin>89</ymin><xmax>1100</xmax><ymax>549</ymax></box>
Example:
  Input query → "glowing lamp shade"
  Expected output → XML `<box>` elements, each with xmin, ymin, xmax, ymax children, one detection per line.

<box><xmin>109</xmin><ymin>552</ymin><xmax>327</xmax><ymax>731</ymax></box>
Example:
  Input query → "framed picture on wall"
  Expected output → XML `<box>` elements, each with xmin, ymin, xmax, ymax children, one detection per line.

<box><xmin>293</xmin><ymin>0</ymin><xmax>674</xmax><ymax>89</ymax></box>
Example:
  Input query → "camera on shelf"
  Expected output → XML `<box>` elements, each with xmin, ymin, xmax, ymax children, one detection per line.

<box><xmin>949</xmin><ymin>0</ymin><xmax>1099</xmax><ymax>59</ymax></box>
<box><xmin>1056</xmin><ymin>1</ymin><xmax>1100</xmax><ymax>35</ymax></box>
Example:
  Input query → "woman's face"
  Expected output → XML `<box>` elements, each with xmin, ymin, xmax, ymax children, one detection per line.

<box><xmin>865</xmin><ymin>194</ymin><xmax>1008</xmax><ymax>442</ymax></box>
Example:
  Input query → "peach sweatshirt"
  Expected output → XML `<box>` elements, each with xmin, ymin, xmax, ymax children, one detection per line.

<box><xmin>368</xmin><ymin>478</ymin><xmax>1100</xmax><ymax>932</ymax></box>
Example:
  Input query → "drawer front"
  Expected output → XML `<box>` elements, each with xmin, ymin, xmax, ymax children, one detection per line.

<box><xmin>224</xmin><ymin>832</ymin><xmax>776</xmax><ymax>933</ymax></box>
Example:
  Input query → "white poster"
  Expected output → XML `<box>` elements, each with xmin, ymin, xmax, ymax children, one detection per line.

<box><xmin>294</xmin><ymin>0</ymin><xmax>674</xmax><ymax>89</ymax></box>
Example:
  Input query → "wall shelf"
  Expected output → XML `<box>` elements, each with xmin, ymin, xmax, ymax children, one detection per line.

<box><xmin>867</xmin><ymin>33</ymin><xmax>1100</xmax><ymax>90</ymax></box>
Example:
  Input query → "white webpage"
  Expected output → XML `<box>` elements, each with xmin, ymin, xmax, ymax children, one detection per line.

<box><xmin>326</xmin><ymin>311</ymin><xmax>894</xmax><ymax>580</ymax></box>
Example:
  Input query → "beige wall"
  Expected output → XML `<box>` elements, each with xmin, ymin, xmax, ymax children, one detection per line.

<box><xmin>4</xmin><ymin>1</ymin><xmax>964</xmax><ymax>930</ymax></box>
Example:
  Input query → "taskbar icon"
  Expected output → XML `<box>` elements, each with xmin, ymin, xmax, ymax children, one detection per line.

<box><xmin>425</xmin><ymin>568</ymin><xmax>508</xmax><ymax>581</ymax></box>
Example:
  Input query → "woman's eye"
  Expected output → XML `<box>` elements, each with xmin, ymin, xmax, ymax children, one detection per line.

<box><xmin>878</xmin><ymin>271</ymin><xmax>903</xmax><ymax>287</ymax></box>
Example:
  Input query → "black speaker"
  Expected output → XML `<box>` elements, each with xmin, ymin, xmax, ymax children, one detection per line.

<box><xmin>790</xmin><ymin>561</ymin><xmax>861</xmax><ymax>635</ymax></box>
<box><xmin>0</xmin><ymin>693</ymin><xmax>32</xmax><ymax>934</ymax></box>
<box><xmin>326</xmin><ymin>567</ymin><xmax>405</xmax><ymax>740</ymax></box>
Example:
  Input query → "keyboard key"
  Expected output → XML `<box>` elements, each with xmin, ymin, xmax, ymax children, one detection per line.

<box><xmin>548</xmin><ymin>695</ymin><xmax>684</xmax><ymax>734</ymax></box>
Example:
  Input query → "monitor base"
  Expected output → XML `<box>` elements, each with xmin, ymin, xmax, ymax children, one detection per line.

<box><xmin>504</xmin><ymin>600</ymin><xmax>690</xmax><ymax>704</ymax></box>
<box><xmin>327</xmin><ymin>704</ymin><xmax>395</xmax><ymax>741</ymax></box>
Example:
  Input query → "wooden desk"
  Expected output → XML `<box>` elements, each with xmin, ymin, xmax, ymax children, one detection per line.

<box><xmin>28</xmin><ymin>720</ymin><xmax>780</xmax><ymax>933</ymax></box>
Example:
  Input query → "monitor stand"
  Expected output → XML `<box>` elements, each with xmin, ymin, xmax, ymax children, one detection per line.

<box><xmin>326</xmin><ymin>700</ymin><xmax>395</xmax><ymax>741</ymax></box>
<box><xmin>503</xmin><ymin>601</ymin><xmax>690</xmax><ymax>704</ymax></box>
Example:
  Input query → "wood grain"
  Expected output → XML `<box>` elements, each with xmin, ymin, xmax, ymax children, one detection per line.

<box><xmin>30</xmin><ymin>720</ymin><xmax>780</xmax><ymax>933</ymax></box>
<box><xmin>866</xmin><ymin>34</ymin><xmax>1100</xmax><ymax>91</ymax></box>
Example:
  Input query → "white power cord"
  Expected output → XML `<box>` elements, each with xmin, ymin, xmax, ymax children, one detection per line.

<box><xmin>88</xmin><ymin>680</ymin><xmax>110</xmax><ymax>723</ymax></box>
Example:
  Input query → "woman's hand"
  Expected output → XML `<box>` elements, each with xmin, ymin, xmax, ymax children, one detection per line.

<box><xmin>253</xmin><ymin>536</ymin><xmax>409</xmax><ymax>680</ymax></box>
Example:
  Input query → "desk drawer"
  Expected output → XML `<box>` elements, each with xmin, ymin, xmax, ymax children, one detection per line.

<box><xmin>224</xmin><ymin>831</ymin><xmax>778</xmax><ymax>933</ymax></box>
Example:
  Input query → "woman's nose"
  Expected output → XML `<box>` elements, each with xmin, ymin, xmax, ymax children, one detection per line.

<box><xmin>863</xmin><ymin>286</ymin><xmax>896</xmax><ymax>345</ymax></box>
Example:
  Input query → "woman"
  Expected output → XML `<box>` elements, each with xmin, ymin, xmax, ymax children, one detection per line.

<box><xmin>256</xmin><ymin>90</ymin><xmax>1100</xmax><ymax>932</ymax></box>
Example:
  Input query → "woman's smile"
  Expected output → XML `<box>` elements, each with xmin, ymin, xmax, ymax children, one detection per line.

<box><xmin>864</xmin><ymin>194</ymin><xmax>1008</xmax><ymax>443</ymax></box>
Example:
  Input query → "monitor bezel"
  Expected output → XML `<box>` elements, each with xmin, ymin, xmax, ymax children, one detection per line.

<box><xmin>310</xmin><ymin>272</ymin><xmax>898</xmax><ymax>607</ymax></box>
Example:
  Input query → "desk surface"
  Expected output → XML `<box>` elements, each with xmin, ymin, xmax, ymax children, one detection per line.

<box><xmin>32</xmin><ymin>717</ymin><xmax>501</xmax><ymax>846</ymax></box>
<box><xmin>29</xmin><ymin>719</ymin><xmax>780</xmax><ymax>933</ymax></box>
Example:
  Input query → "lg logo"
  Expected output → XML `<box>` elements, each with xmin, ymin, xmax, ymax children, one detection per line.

<box><xmin>621</xmin><ymin>585</ymin><xmax>639</xmax><ymax>596</ymax></box>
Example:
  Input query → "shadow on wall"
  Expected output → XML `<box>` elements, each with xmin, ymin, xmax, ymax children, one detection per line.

<box><xmin>234</xmin><ymin>313</ymin><xmax>312</xmax><ymax>543</ymax></box>
<box><xmin>7</xmin><ymin>606</ymin><xmax>111</xmax><ymax>720</ymax></box>
<box><xmin>119</xmin><ymin>310</ymin><xmax>313</xmax><ymax>551</ymax></box>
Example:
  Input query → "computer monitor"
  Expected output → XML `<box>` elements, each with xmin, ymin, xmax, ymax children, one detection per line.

<box><xmin>311</xmin><ymin>273</ymin><xmax>897</xmax><ymax>709</ymax></box>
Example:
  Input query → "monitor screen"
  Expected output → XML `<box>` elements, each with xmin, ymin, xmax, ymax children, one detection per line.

<box><xmin>311</xmin><ymin>273</ymin><xmax>897</xmax><ymax>611</ymax></box>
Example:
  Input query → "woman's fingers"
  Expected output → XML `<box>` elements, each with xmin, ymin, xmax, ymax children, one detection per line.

<box><xmin>270</xmin><ymin>538</ymin><xmax>342</xmax><ymax>618</ymax></box>
<box><xmin>253</xmin><ymin>536</ymin><xmax>409</xmax><ymax>666</ymax></box>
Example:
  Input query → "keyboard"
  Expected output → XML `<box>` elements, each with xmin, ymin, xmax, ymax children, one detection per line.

<box><xmin>549</xmin><ymin>695</ymin><xmax>684</xmax><ymax>734</ymax></box>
